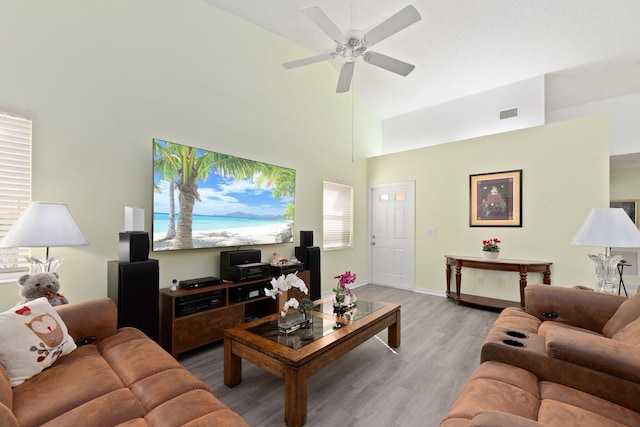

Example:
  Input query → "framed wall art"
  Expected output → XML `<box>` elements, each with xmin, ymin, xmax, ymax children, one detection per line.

<box><xmin>610</xmin><ymin>199</ymin><xmax>638</xmax><ymax>226</ymax></box>
<box><xmin>470</xmin><ymin>169</ymin><xmax>522</xmax><ymax>227</ymax></box>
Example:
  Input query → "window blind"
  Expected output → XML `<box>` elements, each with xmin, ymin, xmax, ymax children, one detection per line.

<box><xmin>323</xmin><ymin>180</ymin><xmax>353</xmax><ymax>251</ymax></box>
<box><xmin>0</xmin><ymin>111</ymin><xmax>32</xmax><ymax>281</ymax></box>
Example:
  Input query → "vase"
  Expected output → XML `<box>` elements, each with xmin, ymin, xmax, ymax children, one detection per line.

<box><xmin>302</xmin><ymin>309</ymin><xmax>313</xmax><ymax>326</ymax></box>
<box><xmin>278</xmin><ymin>311</ymin><xmax>305</xmax><ymax>334</ymax></box>
<box><xmin>483</xmin><ymin>250</ymin><xmax>499</xmax><ymax>260</ymax></box>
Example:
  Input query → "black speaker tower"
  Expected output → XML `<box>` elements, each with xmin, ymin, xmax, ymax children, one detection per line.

<box><xmin>119</xmin><ymin>232</ymin><xmax>150</xmax><ymax>262</ymax></box>
<box><xmin>295</xmin><ymin>231</ymin><xmax>320</xmax><ymax>301</ymax></box>
<box><xmin>107</xmin><ymin>259</ymin><xmax>159</xmax><ymax>342</ymax></box>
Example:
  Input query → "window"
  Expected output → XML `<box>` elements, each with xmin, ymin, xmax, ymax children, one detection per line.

<box><xmin>322</xmin><ymin>180</ymin><xmax>353</xmax><ymax>251</ymax></box>
<box><xmin>0</xmin><ymin>110</ymin><xmax>32</xmax><ymax>282</ymax></box>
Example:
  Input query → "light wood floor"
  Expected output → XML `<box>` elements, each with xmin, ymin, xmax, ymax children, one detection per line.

<box><xmin>180</xmin><ymin>285</ymin><xmax>500</xmax><ymax>427</ymax></box>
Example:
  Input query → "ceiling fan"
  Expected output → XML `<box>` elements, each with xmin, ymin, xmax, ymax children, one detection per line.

<box><xmin>282</xmin><ymin>5</ymin><xmax>422</xmax><ymax>93</ymax></box>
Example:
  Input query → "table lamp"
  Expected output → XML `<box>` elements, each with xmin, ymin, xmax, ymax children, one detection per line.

<box><xmin>571</xmin><ymin>208</ymin><xmax>640</xmax><ymax>294</ymax></box>
<box><xmin>0</xmin><ymin>201</ymin><xmax>88</xmax><ymax>273</ymax></box>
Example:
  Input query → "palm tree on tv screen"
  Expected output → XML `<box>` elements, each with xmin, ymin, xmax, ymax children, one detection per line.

<box><xmin>154</xmin><ymin>140</ymin><xmax>216</xmax><ymax>249</ymax></box>
<box><xmin>153</xmin><ymin>142</ymin><xmax>177</xmax><ymax>241</ymax></box>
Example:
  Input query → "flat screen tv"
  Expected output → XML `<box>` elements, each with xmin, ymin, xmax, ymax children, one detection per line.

<box><xmin>152</xmin><ymin>138</ymin><xmax>295</xmax><ymax>251</ymax></box>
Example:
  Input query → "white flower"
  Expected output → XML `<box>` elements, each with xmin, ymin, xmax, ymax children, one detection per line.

<box><xmin>284</xmin><ymin>272</ymin><xmax>308</xmax><ymax>295</ymax></box>
<box><xmin>281</xmin><ymin>297</ymin><xmax>300</xmax><ymax>316</ymax></box>
<box><xmin>264</xmin><ymin>286</ymin><xmax>279</xmax><ymax>299</ymax></box>
<box><xmin>265</xmin><ymin>272</ymin><xmax>309</xmax><ymax>316</ymax></box>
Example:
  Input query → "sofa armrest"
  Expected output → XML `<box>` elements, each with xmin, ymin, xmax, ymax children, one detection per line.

<box><xmin>525</xmin><ymin>284</ymin><xmax>625</xmax><ymax>332</ymax></box>
<box><xmin>470</xmin><ymin>411</ymin><xmax>546</xmax><ymax>427</ymax></box>
<box><xmin>54</xmin><ymin>298</ymin><xmax>118</xmax><ymax>344</ymax></box>
<box><xmin>546</xmin><ymin>326</ymin><xmax>640</xmax><ymax>383</ymax></box>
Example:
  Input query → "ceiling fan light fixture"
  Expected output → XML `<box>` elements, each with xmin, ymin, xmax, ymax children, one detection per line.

<box><xmin>282</xmin><ymin>4</ymin><xmax>422</xmax><ymax>93</ymax></box>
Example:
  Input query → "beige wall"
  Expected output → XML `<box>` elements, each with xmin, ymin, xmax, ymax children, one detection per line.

<box><xmin>368</xmin><ymin>115</ymin><xmax>611</xmax><ymax>301</ymax></box>
<box><xmin>0</xmin><ymin>0</ymin><xmax>380</xmax><ymax>310</ymax></box>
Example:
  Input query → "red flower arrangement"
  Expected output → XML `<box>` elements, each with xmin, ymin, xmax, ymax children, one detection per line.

<box><xmin>482</xmin><ymin>238</ymin><xmax>501</xmax><ymax>252</ymax></box>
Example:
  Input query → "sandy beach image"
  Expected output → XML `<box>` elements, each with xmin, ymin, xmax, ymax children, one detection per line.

<box><xmin>153</xmin><ymin>222</ymin><xmax>293</xmax><ymax>251</ymax></box>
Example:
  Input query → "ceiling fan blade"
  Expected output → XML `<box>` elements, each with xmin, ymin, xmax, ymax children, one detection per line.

<box><xmin>362</xmin><ymin>5</ymin><xmax>421</xmax><ymax>47</ymax></box>
<box><xmin>282</xmin><ymin>52</ymin><xmax>334</xmax><ymax>69</ymax></box>
<box><xmin>364</xmin><ymin>51</ymin><xmax>415</xmax><ymax>76</ymax></box>
<box><xmin>303</xmin><ymin>6</ymin><xmax>346</xmax><ymax>44</ymax></box>
<box><xmin>336</xmin><ymin>61</ymin><xmax>355</xmax><ymax>93</ymax></box>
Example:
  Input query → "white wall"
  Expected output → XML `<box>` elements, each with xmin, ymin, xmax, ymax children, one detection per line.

<box><xmin>369</xmin><ymin>115</ymin><xmax>610</xmax><ymax>301</ymax></box>
<box><xmin>547</xmin><ymin>92</ymin><xmax>640</xmax><ymax>156</ymax></box>
<box><xmin>0</xmin><ymin>0</ymin><xmax>381</xmax><ymax>311</ymax></box>
<box><xmin>382</xmin><ymin>76</ymin><xmax>545</xmax><ymax>154</ymax></box>
<box><xmin>611</xmin><ymin>167</ymin><xmax>640</xmax><ymax>294</ymax></box>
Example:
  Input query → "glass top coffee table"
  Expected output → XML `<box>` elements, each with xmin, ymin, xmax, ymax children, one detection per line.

<box><xmin>224</xmin><ymin>295</ymin><xmax>401</xmax><ymax>427</ymax></box>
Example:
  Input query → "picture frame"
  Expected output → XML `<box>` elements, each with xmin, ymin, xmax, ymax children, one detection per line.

<box><xmin>610</xmin><ymin>199</ymin><xmax>639</xmax><ymax>226</ymax></box>
<box><xmin>470</xmin><ymin>169</ymin><xmax>522</xmax><ymax>227</ymax></box>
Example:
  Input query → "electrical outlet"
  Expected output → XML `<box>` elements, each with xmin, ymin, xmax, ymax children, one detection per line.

<box><xmin>477</xmin><ymin>276</ymin><xmax>484</xmax><ymax>284</ymax></box>
<box><xmin>426</xmin><ymin>228</ymin><xmax>437</xmax><ymax>236</ymax></box>
<box><xmin>498</xmin><ymin>278</ymin><xmax>505</xmax><ymax>287</ymax></box>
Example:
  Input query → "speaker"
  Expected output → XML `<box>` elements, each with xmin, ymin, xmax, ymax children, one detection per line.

<box><xmin>295</xmin><ymin>246</ymin><xmax>320</xmax><ymax>301</ymax></box>
<box><xmin>295</xmin><ymin>246</ymin><xmax>308</xmax><ymax>268</ymax></box>
<box><xmin>300</xmin><ymin>230</ymin><xmax>314</xmax><ymax>247</ymax></box>
<box><xmin>306</xmin><ymin>247</ymin><xmax>321</xmax><ymax>301</ymax></box>
<box><xmin>107</xmin><ymin>260</ymin><xmax>159</xmax><ymax>342</ymax></box>
<box><xmin>119</xmin><ymin>232</ymin><xmax>149</xmax><ymax>262</ymax></box>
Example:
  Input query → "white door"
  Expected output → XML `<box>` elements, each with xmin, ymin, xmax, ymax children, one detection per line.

<box><xmin>370</xmin><ymin>182</ymin><xmax>415</xmax><ymax>290</ymax></box>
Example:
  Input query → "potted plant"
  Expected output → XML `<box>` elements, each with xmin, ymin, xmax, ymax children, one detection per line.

<box><xmin>333</xmin><ymin>271</ymin><xmax>356</xmax><ymax>307</ymax></box>
<box><xmin>482</xmin><ymin>238</ymin><xmax>501</xmax><ymax>259</ymax></box>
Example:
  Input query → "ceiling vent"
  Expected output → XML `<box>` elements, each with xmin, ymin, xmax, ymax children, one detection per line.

<box><xmin>499</xmin><ymin>107</ymin><xmax>518</xmax><ymax>120</ymax></box>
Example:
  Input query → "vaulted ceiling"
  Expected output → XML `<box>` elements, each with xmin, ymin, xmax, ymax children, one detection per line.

<box><xmin>203</xmin><ymin>0</ymin><xmax>640</xmax><ymax>120</ymax></box>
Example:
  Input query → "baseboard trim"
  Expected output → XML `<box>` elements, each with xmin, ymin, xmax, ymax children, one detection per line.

<box><xmin>414</xmin><ymin>287</ymin><xmax>447</xmax><ymax>298</ymax></box>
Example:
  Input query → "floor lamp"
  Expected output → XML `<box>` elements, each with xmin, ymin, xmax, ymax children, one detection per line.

<box><xmin>0</xmin><ymin>202</ymin><xmax>88</xmax><ymax>273</ymax></box>
<box><xmin>571</xmin><ymin>208</ymin><xmax>640</xmax><ymax>294</ymax></box>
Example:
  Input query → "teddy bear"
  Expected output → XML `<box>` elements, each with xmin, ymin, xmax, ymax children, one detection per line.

<box><xmin>17</xmin><ymin>272</ymin><xmax>69</xmax><ymax>306</ymax></box>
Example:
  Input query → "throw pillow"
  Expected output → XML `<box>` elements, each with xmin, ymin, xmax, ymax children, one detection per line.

<box><xmin>0</xmin><ymin>297</ymin><xmax>77</xmax><ymax>387</ymax></box>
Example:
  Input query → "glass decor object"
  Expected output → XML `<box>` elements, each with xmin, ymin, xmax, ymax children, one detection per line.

<box><xmin>0</xmin><ymin>202</ymin><xmax>88</xmax><ymax>273</ymax></box>
<box><xmin>571</xmin><ymin>208</ymin><xmax>640</xmax><ymax>294</ymax></box>
<box><xmin>588</xmin><ymin>254</ymin><xmax>623</xmax><ymax>294</ymax></box>
<box><xmin>278</xmin><ymin>311</ymin><xmax>307</xmax><ymax>334</ymax></box>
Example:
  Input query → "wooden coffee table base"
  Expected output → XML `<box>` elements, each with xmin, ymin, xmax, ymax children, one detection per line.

<box><xmin>224</xmin><ymin>297</ymin><xmax>401</xmax><ymax>427</ymax></box>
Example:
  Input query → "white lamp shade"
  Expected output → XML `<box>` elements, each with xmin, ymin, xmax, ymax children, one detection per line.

<box><xmin>571</xmin><ymin>208</ymin><xmax>640</xmax><ymax>248</ymax></box>
<box><xmin>0</xmin><ymin>202</ymin><xmax>88</xmax><ymax>248</ymax></box>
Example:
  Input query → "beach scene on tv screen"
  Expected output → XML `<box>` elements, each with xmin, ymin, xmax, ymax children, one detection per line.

<box><xmin>153</xmin><ymin>139</ymin><xmax>295</xmax><ymax>251</ymax></box>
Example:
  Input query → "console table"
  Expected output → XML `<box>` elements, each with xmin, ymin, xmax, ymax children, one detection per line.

<box><xmin>445</xmin><ymin>255</ymin><xmax>552</xmax><ymax>309</ymax></box>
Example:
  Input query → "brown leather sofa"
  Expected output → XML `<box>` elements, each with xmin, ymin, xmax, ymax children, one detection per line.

<box><xmin>441</xmin><ymin>285</ymin><xmax>640</xmax><ymax>426</ymax></box>
<box><xmin>1</xmin><ymin>298</ymin><xmax>249</xmax><ymax>427</ymax></box>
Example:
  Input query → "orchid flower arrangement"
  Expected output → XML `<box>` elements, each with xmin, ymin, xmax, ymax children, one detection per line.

<box><xmin>333</xmin><ymin>271</ymin><xmax>356</xmax><ymax>303</ymax></box>
<box><xmin>482</xmin><ymin>238</ymin><xmax>501</xmax><ymax>252</ymax></box>
<box><xmin>264</xmin><ymin>272</ymin><xmax>310</xmax><ymax>317</ymax></box>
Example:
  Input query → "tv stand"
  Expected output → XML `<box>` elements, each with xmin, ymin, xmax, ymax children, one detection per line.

<box><xmin>159</xmin><ymin>271</ymin><xmax>309</xmax><ymax>358</ymax></box>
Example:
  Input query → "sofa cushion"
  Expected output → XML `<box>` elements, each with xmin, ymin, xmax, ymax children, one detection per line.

<box><xmin>145</xmin><ymin>389</ymin><xmax>247</xmax><ymax>427</ymax></box>
<box><xmin>12</xmin><ymin>344</ymin><xmax>126</xmax><ymax>426</ymax></box>
<box><xmin>538</xmin><ymin>382</ymin><xmax>640</xmax><ymax>426</ymax></box>
<box><xmin>441</xmin><ymin>362</ymin><xmax>541</xmax><ymax>423</ymax></box>
<box><xmin>40</xmin><ymin>388</ymin><xmax>146</xmax><ymax>427</ymax></box>
<box><xmin>441</xmin><ymin>362</ymin><xmax>640</xmax><ymax>426</ymax></box>
<box><xmin>610</xmin><ymin>314</ymin><xmax>640</xmax><ymax>345</ymax></box>
<box><xmin>537</xmin><ymin>321</ymin><xmax>601</xmax><ymax>338</ymax></box>
<box><xmin>602</xmin><ymin>292</ymin><xmax>640</xmax><ymax>338</ymax></box>
<box><xmin>98</xmin><ymin>327</ymin><xmax>184</xmax><ymax>387</ymax></box>
<box><xmin>0</xmin><ymin>298</ymin><xmax>77</xmax><ymax>387</ymax></box>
